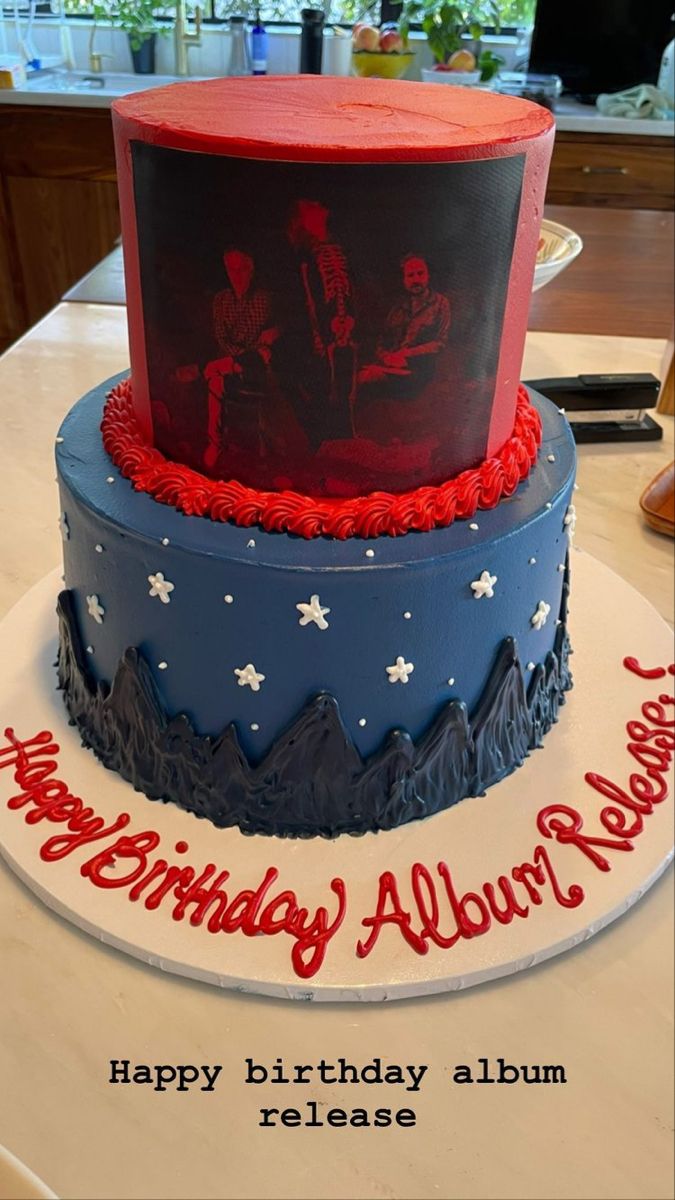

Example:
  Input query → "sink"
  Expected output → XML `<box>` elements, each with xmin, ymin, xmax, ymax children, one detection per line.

<box><xmin>24</xmin><ymin>69</ymin><xmax>198</xmax><ymax>98</ymax></box>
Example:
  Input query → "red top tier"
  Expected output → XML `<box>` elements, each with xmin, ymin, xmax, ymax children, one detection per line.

<box><xmin>113</xmin><ymin>76</ymin><xmax>553</xmax><ymax>498</ymax></box>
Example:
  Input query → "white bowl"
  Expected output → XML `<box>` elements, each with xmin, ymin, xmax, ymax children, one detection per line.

<box><xmin>533</xmin><ymin>218</ymin><xmax>583</xmax><ymax>291</ymax></box>
<box><xmin>421</xmin><ymin>66</ymin><xmax>481</xmax><ymax>86</ymax></box>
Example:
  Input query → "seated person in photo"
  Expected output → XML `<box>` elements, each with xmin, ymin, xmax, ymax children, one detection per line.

<box><xmin>203</xmin><ymin>248</ymin><xmax>279</xmax><ymax>471</ymax></box>
<box><xmin>358</xmin><ymin>254</ymin><xmax>450</xmax><ymax>394</ymax></box>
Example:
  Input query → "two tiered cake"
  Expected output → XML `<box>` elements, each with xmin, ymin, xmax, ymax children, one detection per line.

<box><xmin>55</xmin><ymin>76</ymin><xmax>575</xmax><ymax>837</ymax></box>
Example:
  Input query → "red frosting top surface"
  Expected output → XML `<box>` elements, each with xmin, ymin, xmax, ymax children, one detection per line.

<box><xmin>112</xmin><ymin>75</ymin><xmax>553</xmax><ymax>163</ymax></box>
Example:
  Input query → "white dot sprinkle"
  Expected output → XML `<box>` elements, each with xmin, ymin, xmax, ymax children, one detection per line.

<box><xmin>527</xmin><ymin>661</ymin><xmax>535</xmax><ymax>671</ymax></box>
<box><xmin>158</xmin><ymin>661</ymin><xmax>168</xmax><ymax>670</ymax></box>
<box><xmin>558</xmin><ymin>406</ymin><xmax>566</xmax><ymax>415</ymax></box>
<box><xmin>86</xmin><ymin>645</ymin><xmax>94</xmax><ymax>654</ymax></box>
<box><xmin>365</xmin><ymin>549</ymin><xmax>375</xmax><ymax>558</ymax></box>
<box><xmin>469</xmin><ymin>522</ymin><xmax>479</xmax><ymax>531</ymax></box>
<box><xmin>224</xmin><ymin>594</ymin><xmax>234</xmax><ymax>604</ymax></box>
<box><xmin>529</xmin><ymin>556</ymin><xmax>536</xmax><ymax>564</ymax></box>
<box><xmin>358</xmin><ymin>718</ymin><xmax>367</xmax><ymax>727</ymax></box>
<box><xmin>247</xmin><ymin>539</ymin><xmax>256</xmax><ymax>549</ymax></box>
<box><xmin>95</xmin><ymin>544</ymin><xmax>104</xmax><ymax>553</ymax></box>
<box><xmin>106</xmin><ymin>476</ymin><xmax>115</xmax><ymax>484</ymax></box>
<box><xmin>557</xmin><ymin>563</ymin><xmax>565</xmax><ymax>572</ymax></box>
<box><xmin>55</xmin><ymin>436</ymin><xmax>64</xmax><ymax>444</ymax></box>
<box><xmin>545</xmin><ymin>502</ymin><xmax>552</xmax><ymax>510</ymax></box>
<box><xmin>574</xmin><ymin>483</ymin><xmax>579</xmax><ymax>491</ymax></box>
<box><xmin>161</xmin><ymin>537</ymin><xmax>170</xmax><ymax>546</ymax></box>
<box><xmin>547</xmin><ymin>454</ymin><xmax>556</xmax><ymax>463</ymax></box>
<box><xmin>448</xmin><ymin>678</ymin><xmax>455</xmax><ymax>686</ymax></box>
<box><xmin>250</xmin><ymin>723</ymin><xmax>260</xmax><ymax>732</ymax></box>
<box><xmin>403</xmin><ymin>611</ymin><xmax>412</xmax><ymax>620</ymax></box>
<box><xmin>556</xmin><ymin>619</ymin><xmax>562</xmax><ymax>626</ymax></box>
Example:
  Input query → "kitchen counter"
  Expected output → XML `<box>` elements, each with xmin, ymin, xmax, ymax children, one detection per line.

<box><xmin>0</xmin><ymin>302</ymin><xmax>672</xmax><ymax>1200</ymax></box>
<box><xmin>1</xmin><ymin>69</ymin><xmax>673</xmax><ymax>137</ymax></box>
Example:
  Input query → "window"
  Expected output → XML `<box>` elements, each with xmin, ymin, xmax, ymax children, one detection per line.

<box><xmin>18</xmin><ymin>0</ymin><xmax>536</xmax><ymax>30</ymax></box>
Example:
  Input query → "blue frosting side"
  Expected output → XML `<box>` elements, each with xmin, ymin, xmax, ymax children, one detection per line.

<box><xmin>56</xmin><ymin>377</ymin><xmax>576</xmax><ymax>763</ymax></box>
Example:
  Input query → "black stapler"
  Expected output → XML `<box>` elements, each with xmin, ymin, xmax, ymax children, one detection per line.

<box><xmin>524</xmin><ymin>373</ymin><xmax>663</xmax><ymax>443</ymax></box>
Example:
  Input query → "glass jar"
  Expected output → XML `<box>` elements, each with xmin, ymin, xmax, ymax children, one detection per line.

<box><xmin>227</xmin><ymin>16</ymin><xmax>252</xmax><ymax>77</ymax></box>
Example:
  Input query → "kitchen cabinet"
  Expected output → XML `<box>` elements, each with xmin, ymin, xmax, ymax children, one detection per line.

<box><xmin>0</xmin><ymin>105</ymin><xmax>119</xmax><ymax>354</ymax></box>
<box><xmin>548</xmin><ymin>131</ymin><xmax>674</xmax><ymax>210</ymax></box>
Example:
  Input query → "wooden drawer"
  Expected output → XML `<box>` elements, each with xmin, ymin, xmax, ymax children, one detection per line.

<box><xmin>0</xmin><ymin>104</ymin><xmax>117</xmax><ymax>180</ymax></box>
<box><xmin>548</xmin><ymin>135</ymin><xmax>674</xmax><ymax>209</ymax></box>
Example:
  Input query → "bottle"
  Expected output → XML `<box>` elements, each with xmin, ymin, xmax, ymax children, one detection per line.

<box><xmin>227</xmin><ymin>15</ymin><xmax>252</xmax><ymax>77</ymax></box>
<box><xmin>299</xmin><ymin>8</ymin><xmax>324</xmax><ymax>75</ymax></box>
<box><xmin>251</xmin><ymin>7</ymin><xmax>268</xmax><ymax>76</ymax></box>
<box><xmin>658</xmin><ymin>34</ymin><xmax>674</xmax><ymax>104</ymax></box>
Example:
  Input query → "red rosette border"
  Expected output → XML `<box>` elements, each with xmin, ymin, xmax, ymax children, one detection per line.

<box><xmin>101</xmin><ymin>379</ymin><xmax>542</xmax><ymax>541</ymax></box>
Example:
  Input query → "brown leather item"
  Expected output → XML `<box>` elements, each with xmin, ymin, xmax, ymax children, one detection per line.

<box><xmin>639</xmin><ymin>460</ymin><xmax>675</xmax><ymax>537</ymax></box>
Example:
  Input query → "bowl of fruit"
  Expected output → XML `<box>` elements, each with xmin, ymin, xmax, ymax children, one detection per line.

<box><xmin>351</xmin><ymin>23</ymin><xmax>415</xmax><ymax>80</ymax></box>
<box><xmin>421</xmin><ymin>49</ymin><xmax>481</xmax><ymax>85</ymax></box>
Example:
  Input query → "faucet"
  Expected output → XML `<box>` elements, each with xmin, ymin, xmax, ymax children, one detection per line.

<box><xmin>174</xmin><ymin>0</ymin><xmax>202</xmax><ymax>77</ymax></box>
<box><xmin>88</xmin><ymin>24</ymin><xmax>110</xmax><ymax>74</ymax></box>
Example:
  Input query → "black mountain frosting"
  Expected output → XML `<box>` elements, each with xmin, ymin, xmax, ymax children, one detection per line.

<box><xmin>56</xmin><ymin>562</ymin><xmax>573</xmax><ymax>838</ymax></box>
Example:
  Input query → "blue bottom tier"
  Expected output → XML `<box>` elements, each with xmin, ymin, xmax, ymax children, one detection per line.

<box><xmin>56</xmin><ymin>379</ymin><xmax>576</xmax><ymax>837</ymax></box>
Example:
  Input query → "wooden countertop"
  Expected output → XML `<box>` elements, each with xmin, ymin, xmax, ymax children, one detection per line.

<box><xmin>0</xmin><ymin>305</ymin><xmax>672</xmax><ymax>1200</ymax></box>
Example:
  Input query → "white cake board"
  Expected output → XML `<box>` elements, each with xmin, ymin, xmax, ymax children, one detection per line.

<box><xmin>0</xmin><ymin>552</ymin><xmax>672</xmax><ymax>1002</ymax></box>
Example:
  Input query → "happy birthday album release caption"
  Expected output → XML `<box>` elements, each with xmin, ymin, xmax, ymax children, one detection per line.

<box><xmin>108</xmin><ymin>1056</ymin><xmax>568</xmax><ymax>1128</ymax></box>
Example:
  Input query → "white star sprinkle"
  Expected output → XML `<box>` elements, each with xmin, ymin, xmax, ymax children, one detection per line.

<box><xmin>471</xmin><ymin>570</ymin><xmax>498</xmax><ymax>599</ymax></box>
<box><xmin>296</xmin><ymin>594</ymin><xmax>330</xmax><ymax>630</ymax></box>
<box><xmin>59</xmin><ymin>513</ymin><xmax>69</xmax><ymax>541</ymax></box>
<box><xmin>386</xmin><ymin>656</ymin><xmax>414</xmax><ymax>684</ymax></box>
<box><xmin>148</xmin><ymin>572</ymin><xmax>175</xmax><ymax>604</ymax></box>
<box><xmin>86</xmin><ymin>594</ymin><xmax>104</xmax><ymax>624</ymax></box>
<box><xmin>531</xmin><ymin>600</ymin><xmax>551</xmax><ymax>631</ymax></box>
<box><xmin>564</xmin><ymin>503</ymin><xmax>577</xmax><ymax>540</ymax></box>
<box><xmin>234</xmin><ymin>663</ymin><xmax>265</xmax><ymax>692</ymax></box>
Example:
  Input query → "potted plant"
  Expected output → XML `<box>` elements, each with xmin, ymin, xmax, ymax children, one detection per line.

<box><xmin>399</xmin><ymin>2</ymin><xmax>504</xmax><ymax>85</ymax></box>
<box><xmin>93</xmin><ymin>0</ymin><xmax>168</xmax><ymax>74</ymax></box>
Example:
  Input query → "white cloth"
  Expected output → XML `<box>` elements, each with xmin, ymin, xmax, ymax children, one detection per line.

<box><xmin>596</xmin><ymin>84</ymin><xmax>672</xmax><ymax>120</ymax></box>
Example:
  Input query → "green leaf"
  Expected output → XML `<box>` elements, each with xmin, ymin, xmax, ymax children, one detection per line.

<box><xmin>478</xmin><ymin>48</ymin><xmax>504</xmax><ymax>80</ymax></box>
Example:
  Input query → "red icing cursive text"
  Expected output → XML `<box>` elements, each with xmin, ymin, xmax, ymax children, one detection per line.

<box><xmin>1</xmin><ymin>654</ymin><xmax>672</xmax><ymax>977</ymax></box>
<box><xmin>0</xmin><ymin>728</ymin><xmax>346</xmax><ymax>978</ymax></box>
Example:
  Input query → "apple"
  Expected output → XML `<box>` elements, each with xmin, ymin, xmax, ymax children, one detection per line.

<box><xmin>353</xmin><ymin>25</ymin><xmax>380</xmax><ymax>51</ymax></box>
<box><xmin>379</xmin><ymin>30</ymin><xmax>405</xmax><ymax>53</ymax></box>
<box><xmin>447</xmin><ymin>49</ymin><xmax>476</xmax><ymax>71</ymax></box>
